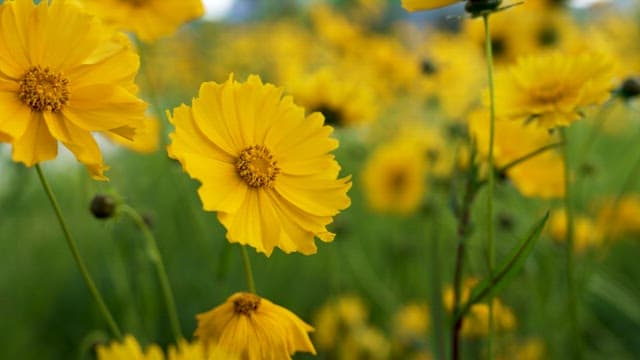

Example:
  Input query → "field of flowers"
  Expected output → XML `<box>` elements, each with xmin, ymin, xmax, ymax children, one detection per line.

<box><xmin>1</xmin><ymin>0</ymin><xmax>640</xmax><ymax>359</ymax></box>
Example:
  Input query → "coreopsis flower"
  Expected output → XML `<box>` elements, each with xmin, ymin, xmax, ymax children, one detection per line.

<box><xmin>167</xmin><ymin>75</ymin><xmax>351</xmax><ymax>256</ymax></box>
<box><xmin>393</xmin><ymin>303</ymin><xmax>430</xmax><ymax>345</ymax></box>
<box><xmin>96</xmin><ymin>335</ymin><xmax>163</xmax><ymax>360</ymax></box>
<box><xmin>492</xmin><ymin>52</ymin><xmax>615</xmax><ymax>129</ymax></box>
<box><xmin>548</xmin><ymin>209</ymin><xmax>602</xmax><ymax>253</ymax></box>
<box><xmin>362</xmin><ymin>140</ymin><xmax>427</xmax><ymax>215</ymax></box>
<box><xmin>595</xmin><ymin>195</ymin><xmax>640</xmax><ymax>239</ymax></box>
<box><xmin>195</xmin><ymin>292</ymin><xmax>317</xmax><ymax>360</ymax></box>
<box><xmin>0</xmin><ymin>0</ymin><xmax>146</xmax><ymax>180</ymax></box>
<box><xmin>80</xmin><ymin>0</ymin><xmax>204</xmax><ymax>42</ymax></box>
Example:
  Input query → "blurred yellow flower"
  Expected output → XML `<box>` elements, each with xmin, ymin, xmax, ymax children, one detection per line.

<box><xmin>0</xmin><ymin>0</ymin><xmax>146</xmax><ymax>180</ymax></box>
<box><xmin>443</xmin><ymin>279</ymin><xmax>516</xmax><ymax>337</ymax></box>
<box><xmin>362</xmin><ymin>140</ymin><xmax>427</xmax><ymax>215</ymax></box>
<box><xmin>595</xmin><ymin>195</ymin><xmax>640</xmax><ymax>239</ymax></box>
<box><xmin>393</xmin><ymin>303</ymin><xmax>430</xmax><ymax>343</ymax></box>
<box><xmin>498</xmin><ymin>338</ymin><xmax>546</xmax><ymax>360</ymax></box>
<box><xmin>80</xmin><ymin>0</ymin><xmax>204</xmax><ymax>42</ymax></box>
<box><xmin>468</xmin><ymin>109</ymin><xmax>564</xmax><ymax>199</ymax></box>
<box><xmin>548</xmin><ymin>209</ymin><xmax>602</xmax><ymax>253</ymax></box>
<box><xmin>167</xmin><ymin>339</ymin><xmax>237</xmax><ymax>360</ymax></box>
<box><xmin>402</xmin><ymin>0</ymin><xmax>461</xmax><ymax>12</ymax></box>
<box><xmin>314</xmin><ymin>295</ymin><xmax>368</xmax><ymax>350</ymax></box>
<box><xmin>97</xmin><ymin>335</ymin><xmax>163</xmax><ymax>360</ymax></box>
<box><xmin>195</xmin><ymin>292</ymin><xmax>316</xmax><ymax>360</ymax></box>
<box><xmin>167</xmin><ymin>75</ymin><xmax>351</xmax><ymax>256</ymax></box>
<box><xmin>288</xmin><ymin>67</ymin><xmax>378</xmax><ymax>127</ymax></box>
<box><xmin>493</xmin><ymin>52</ymin><xmax>615</xmax><ymax>128</ymax></box>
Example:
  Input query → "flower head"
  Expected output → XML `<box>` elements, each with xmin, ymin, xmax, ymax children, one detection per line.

<box><xmin>493</xmin><ymin>52</ymin><xmax>615</xmax><ymax>129</ymax></box>
<box><xmin>167</xmin><ymin>75</ymin><xmax>351</xmax><ymax>256</ymax></box>
<box><xmin>80</xmin><ymin>0</ymin><xmax>204</xmax><ymax>42</ymax></box>
<box><xmin>195</xmin><ymin>292</ymin><xmax>316</xmax><ymax>360</ymax></box>
<box><xmin>0</xmin><ymin>0</ymin><xmax>147</xmax><ymax>180</ymax></box>
<box><xmin>362</xmin><ymin>140</ymin><xmax>427</xmax><ymax>215</ymax></box>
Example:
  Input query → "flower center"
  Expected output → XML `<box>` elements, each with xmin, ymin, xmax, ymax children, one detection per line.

<box><xmin>18</xmin><ymin>66</ymin><xmax>70</xmax><ymax>112</ymax></box>
<box><xmin>235</xmin><ymin>145</ymin><xmax>280</xmax><ymax>188</ymax></box>
<box><xmin>233</xmin><ymin>293</ymin><xmax>261</xmax><ymax>316</ymax></box>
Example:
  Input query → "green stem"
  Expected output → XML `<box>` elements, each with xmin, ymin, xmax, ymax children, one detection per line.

<box><xmin>560</xmin><ymin>128</ymin><xmax>581</xmax><ymax>359</ymax></box>
<box><xmin>483</xmin><ymin>13</ymin><xmax>497</xmax><ymax>360</ymax></box>
<box><xmin>120</xmin><ymin>205</ymin><xmax>183</xmax><ymax>341</ymax></box>
<box><xmin>240</xmin><ymin>246</ymin><xmax>257</xmax><ymax>294</ymax></box>
<box><xmin>35</xmin><ymin>164</ymin><xmax>122</xmax><ymax>339</ymax></box>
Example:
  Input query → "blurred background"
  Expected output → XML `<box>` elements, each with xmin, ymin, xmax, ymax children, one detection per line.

<box><xmin>2</xmin><ymin>0</ymin><xmax>640</xmax><ymax>359</ymax></box>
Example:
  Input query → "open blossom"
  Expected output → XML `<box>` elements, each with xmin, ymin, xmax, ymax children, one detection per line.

<box><xmin>0</xmin><ymin>0</ymin><xmax>147</xmax><ymax>179</ymax></box>
<box><xmin>168</xmin><ymin>75</ymin><xmax>351</xmax><ymax>256</ymax></box>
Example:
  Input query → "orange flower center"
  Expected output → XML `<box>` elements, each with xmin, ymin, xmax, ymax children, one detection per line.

<box><xmin>19</xmin><ymin>66</ymin><xmax>69</xmax><ymax>112</ymax></box>
<box><xmin>233</xmin><ymin>293</ymin><xmax>261</xmax><ymax>315</ymax></box>
<box><xmin>235</xmin><ymin>145</ymin><xmax>280</xmax><ymax>188</ymax></box>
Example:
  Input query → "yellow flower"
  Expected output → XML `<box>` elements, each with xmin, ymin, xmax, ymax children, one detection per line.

<box><xmin>167</xmin><ymin>75</ymin><xmax>351</xmax><ymax>256</ymax></box>
<box><xmin>362</xmin><ymin>140</ymin><xmax>427</xmax><ymax>215</ymax></box>
<box><xmin>468</xmin><ymin>109</ymin><xmax>565</xmax><ymax>199</ymax></box>
<box><xmin>595</xmin><ymin>195</ymin><xmax>640</xmax><ymax>239</ymax></box>
<box><xmin>195</xmin><ymin>292</ymin><xmax>317</xmax><ymax>360</ymax></box>
<box><xmin>167</xmin><ymin>339</ymin><xmax>238</xmax><ymax>360</ymax></box>
<box><xmin>96</xmin><ymin>335</ymin><xmax>164</xmax><ymax>360</ymax></box>
<box><xmin>493</xmin><ymin>52</ymin><xmax>615</xmax><ymax>128</ymax></box>
<box><xmin>313</xmin><ymin>295</ymin><xmax>368</xmax><ymax>350</ymax></box>
<box><xmin>402</xmin><ymin>0</ymin><xmax>461</xmax><ymax>12</ymax></box>
<box><xmin>443</xmin><ymin>279</ymin><xmax>516</xmax><ymax>337</ymax></box>
<box><xmin>0</xmin><ymin>0</ymin><xmax>146</xmax><ymax>180</ymax></box>
<box><xmin>549</xmin><ymin>209</ymin><xmax>602</xmax><ymax>253</ymax></box>
<box><xmin>393</xmin><ymin>303</ymin><xmax>430</xmax><ymax>343</ymax></box>
<box><xmin>80</xmin><ymin>0</ymin><xmax>204</xmax><ymax>42</ymax></box>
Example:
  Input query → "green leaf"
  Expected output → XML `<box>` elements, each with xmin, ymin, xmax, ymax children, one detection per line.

<box><xmin>455</xmin><ymin>211</ymin><xmax>549</xmax><ymax>321</ymax></box>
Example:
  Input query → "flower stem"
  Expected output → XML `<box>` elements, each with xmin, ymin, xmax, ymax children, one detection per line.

<box><xmin>120</xmin><ymin>205</ymin><xmax>183</xmax><ymax>341</ymax></box>
<box><xmin>483</xmin><ymin>12</ymin><xmax>497</xmax><ymax>360</ymax></box>
<box><xmin>560</xmin><ymin>128</ymin><xmax>581</xmax><ymax>359</ymax></box>
<box><xmin>240</xmin><ymin>246</ymin><xmax>257</xmax><ymax>294</ymax></box>
<box><xmin>35</xmin><ymin>164</ymin><xmax>122</xmax><ymax>339</ymax></box>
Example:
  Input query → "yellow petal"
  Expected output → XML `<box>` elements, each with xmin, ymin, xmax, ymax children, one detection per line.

<box><xmin>0</xmin><ymin>91</ymin><xmax>31</xmax><ymax>141</ymax></box>
<box><xmin>402</xmin><ymin>0</ymin><xmax>461</xmax><ymax>12</ymax></box>
<box><xmin>11</xmin><ymin>112</ymin><xmax>57</xmax><ymax>166</ymax></box>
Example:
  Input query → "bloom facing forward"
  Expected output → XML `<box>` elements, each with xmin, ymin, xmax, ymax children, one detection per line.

<box><xmin>80</xmin><ymin>0</ymin><xmax>205</xmax><ymax>42</ymax></box>
<box><xmin>493</xmin><ymin>52</ymin><xmax>615</xmax><ymax>129</ymax></box>
<box><xmin>195</xmin><ymin>292</ymin><xmax>317</xmax><ymax>360</ymax></box>
<box><xmin>0</xmin><ymin>0</ymin><xmax>146</xmax><ymax>180</ymax></box>
<box><xmin>168</xmin><ymin>75</ymin><xmax>351</xmax><ymax>256</ymax></box>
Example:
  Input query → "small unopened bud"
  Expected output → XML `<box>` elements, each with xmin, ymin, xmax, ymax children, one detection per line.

<box><xmin>619</xmin><ymin>77</ymin><xmax>640</xmax><ymax>100</ymax></box>
<box><xmin>90</xmin><ymin>194</ymin><xmax>116</xmax><ymax>219</ymax></box>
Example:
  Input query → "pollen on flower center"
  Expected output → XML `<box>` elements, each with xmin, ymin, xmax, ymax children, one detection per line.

<box><xmin>18</xmin><ymin>66</ymin><xmax>70</xmax><ymax>112</ymax></box>
<box><xmin>235</xmin><ymin>145</ymin><xmax>280</xmax><ymax>188</ymax></box>
<box><xmin>233</xmin><ymin>293</ymin><xmax>261</xmax><ymax>315</ymax></box>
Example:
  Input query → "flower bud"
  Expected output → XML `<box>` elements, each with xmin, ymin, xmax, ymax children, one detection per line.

<box><xmin>465</xmin><ymin>0</ymin><xmax>502</xmax><ymax>15</ymax></box>
<box><xmin>90</xmin><ymin>194</ymin><xmax>116</xmax><ymax>219</ymax></box>
<box><xmin>619</xmin><ymin>77</ymin><xmax>640</xmax><ymax>100</ymax></box>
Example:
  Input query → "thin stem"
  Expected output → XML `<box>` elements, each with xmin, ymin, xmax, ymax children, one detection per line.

<box><xmin>561</xmin><ymin>128</ymin><xmax>581</xmax><ymax>359</ymax></box>
<box><xmin>483</xmin><ymin>13</ymin><xmax>497</xmax><ymax>360</ymax></box>
<box><xmin>240</xmin><ymin>246</ymin><xmax>257</xmax><ymax>294</ymax></box>
<box><xmin>120</xmin><ymin>205</ymin><xmax>183</xmax><ymax>341</ymax></box>
<box><xmin>35</xmin><ymin>164</ymin><xmax>122</xmax><ymax>339</ymax></box>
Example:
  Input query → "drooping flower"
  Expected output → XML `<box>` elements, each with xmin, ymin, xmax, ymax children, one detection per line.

<box><xmin>362</xmin><ymin>140</ymin><xmax>427</xmax><ymax>215</ymax></box>
<box><xmin>167</xmin><ymin>75</ymin><xmax>351</xmax><ymax>256</ymax></box>
<box><xmin>195</xmin><ymin>292</ymin><xmax>317</xmax><ymax>360</ymax></box>
<box><xmin>0</xmin><ymin>0</ymin><xmax>147</xmax><ymax>180</ymax></box>
<box><xmin>492</xmin><ymin>52</ymin><xmax>615</xmax><ymax>129</ymax></box>
<box><xmin>79</xmin><ymin>0</ymin><xmax>205</xmax><ymax>42</ymax></box>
